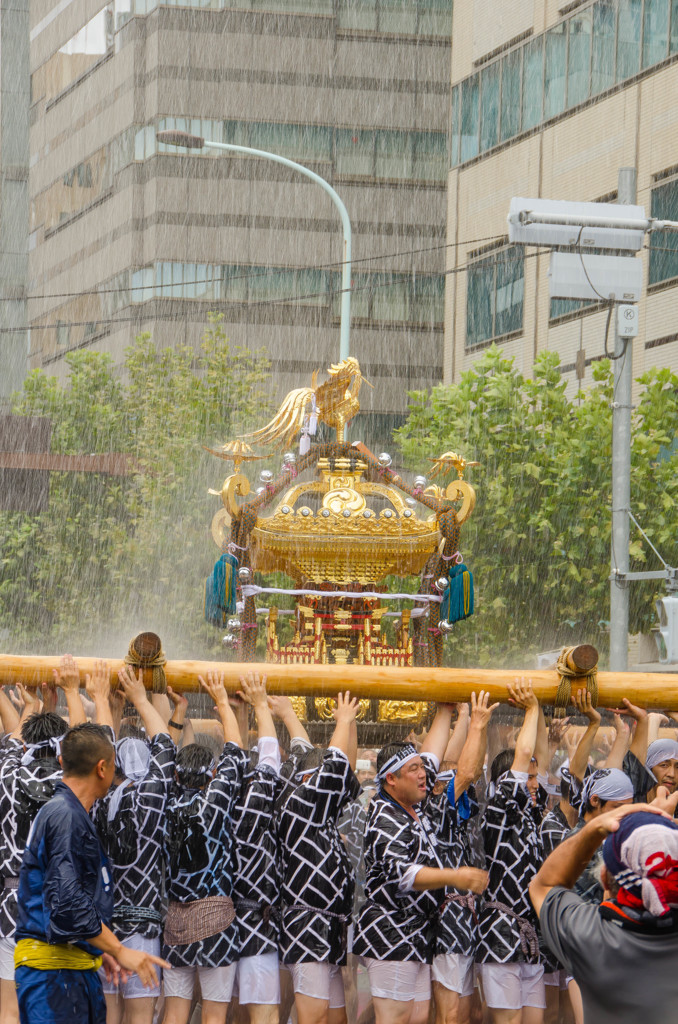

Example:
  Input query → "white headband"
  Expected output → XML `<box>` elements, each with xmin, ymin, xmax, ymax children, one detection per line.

<box><xmin>646</xmin><ymin>739</ymin><xmax>678</xmax><ymax>772</ymax></box>
<box><xmin>377</xmin><ymin>744</ymin><xmax>418</xmax><ymax>782</ymax></box>
<box><xmin>21</xmin><ymin>736</ymin><xmax>62</xmax><ymax>767</ymax></box>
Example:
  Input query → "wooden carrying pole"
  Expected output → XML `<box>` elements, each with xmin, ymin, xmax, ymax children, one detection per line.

<box><xmin>0</xmin><ymin>647</ymin><xmax>677</xmax><ymax>708</ymax></box>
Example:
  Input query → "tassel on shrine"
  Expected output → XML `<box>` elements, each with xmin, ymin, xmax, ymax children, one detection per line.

<box><xmin>204</xmin><ymin>552</ymin><xmax>238</xmax><ymax>626</ymax></box>
<box><xmin>440</xmin><ymin>562</ymin><xmax>474</xmax><ymax>624</ymax></box>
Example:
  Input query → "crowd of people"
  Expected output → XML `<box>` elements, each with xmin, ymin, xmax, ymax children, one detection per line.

<box><xmin>1</xmin><ymin>657</ymin><xmax>678</xmax><ymax>1024</ymax></box>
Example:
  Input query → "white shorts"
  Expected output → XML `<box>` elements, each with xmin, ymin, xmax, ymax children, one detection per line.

<box><xmin>478</xmin><ymin>963</ymin><xmax>545</xmax><ymax>1010</ymax></box>
<box><xmin>100</xmin><ymin>934</ymin><xmax>161</xmax><ymax>1000</ymax></box>
<box><xmin>234</xmin><ymin>952</ymin><xmax>280</xmax><ymax>1006</ymax></box>
<box><xmin>544</xmin><ymin>968</ymin><xmax>569</xmax><ymax>990</ymax></box>
<box><xmin>431</xmin><ymin>952</ymin><xmax>475</xmax><ymax>998</ymax></box>
<box><xmin>363</xmin><ymin>958</ymin><xmax>431</xmax><ymax>1003</ymax></box>
<box><xmin>162</xmin><ymin>963</ymin><xmax>237</xmax><ymax>1003</ymax></box>
<box><xmin>288</xmin><ymin>962</ymin><xmax>345</xmax><ymax>1008</ymax></box>
<box><xmin>0</xmin><ymin>937</ymin><xmax>15</xmax><ymax>982</ymax></box>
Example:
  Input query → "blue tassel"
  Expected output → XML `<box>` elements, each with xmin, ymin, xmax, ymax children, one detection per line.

<box><xmin>445</xmin><ymin>777</ymin><xmax>472</xmax><ymax>821</ymax></box>
<box><xmin>204</xmin><ymin>553</ymin><xmax>238</xmax><ymax>626</ymax></box>
<box><xmin>440</xmin><ymin>562</ymin><xmax>474</xmax><ymax>624</ymax></box>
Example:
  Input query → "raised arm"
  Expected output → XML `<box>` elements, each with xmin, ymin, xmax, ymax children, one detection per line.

<box><xmin>621</xmin><ymin>698</ymin><xmax>649</xmax><ymax>764</ymax></box>
<box><xmin>507</xmin><ymin>678</ymin><xmax>540</xmax><ymax>773</ymax></box>
<box><xmin>568</xmin><ymin>689</ymin><xmax>601</xmax><ymax>783</ymax></box>
<box><xmin>534</xmin><ymin>704</ymin><xmax>550</xmax><ymax>777</ymax></box>
<box><xmin>85</xmin><ymin>661</ymin><xmax>114</xmax><ymax>731</ymax></box>
<box><xmin>268</xmin><ymin>694</ymin><xmax>311</xmax><ymax>746</ymax></box>
<box><xmin>603</xmin><ymin>714</ymin><xmax>630</xmax><ymax>770</ymax></box>
<box><xmin>53</xmin><ymin>654</ymin><xmax>86</xmax><ymax>727</ymax></box>
<box><xmin>166</xmin><ymin>687</ymin><xmax>190</xmax><ymax>746</ymax></box>
<box><xmin>238</xmin><ymin>672</ymin><xmax>275</xmax><ymax>741</ymax></box>
<box><xmin>444</xmin><ymin>703</ymin><xmax>470</xmax><ymax>765</ymax></box>
<box><xmin>0</xmin><ymin>688</ymin><xmax>20</xmax><ymax>736</ymax></box>
<box><xmin>117</xmin><ymin>666</ymin><xmax>169</xmax><ymax>740</ymax></box>
<box><xmin>420</xmin><ymin>703</ymin><xmax>455</xmax><ymax>764</ymax></box>
<box><xmin>454</xmin><ymin>691</ymin><xmax>498</xmax><ymax>799</ymax></box>
<box><xmin>12</xmin><ymin>685</ymin><xmax>42</xmax><ymax>740</ymax></box>
<box><xmin>199</xmin><ymin>671</ymin><xmax>243</xmax><ymax>748</ymax></box>
<box><xmin>329</xmin><ymin>692</ymin><xmax>360</xmax><ymax>758</ymax></box>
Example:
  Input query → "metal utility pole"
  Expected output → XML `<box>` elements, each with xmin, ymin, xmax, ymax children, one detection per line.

<box><xmin>609</xmin><ymin>167</ymin><xmax>637</xmax><ymax>672</ymax></box>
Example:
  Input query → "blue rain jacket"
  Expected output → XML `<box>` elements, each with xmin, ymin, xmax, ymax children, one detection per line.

<box><xmin>16</xmin><ymin>781</ymin><xmax>113</xmax><ymax>955</ymax></box>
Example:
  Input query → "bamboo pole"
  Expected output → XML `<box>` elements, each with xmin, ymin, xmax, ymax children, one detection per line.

<box><xmin>0</xmin><ymin>654</ymin><xmax>677</xmax><ymax>708</ymax></box>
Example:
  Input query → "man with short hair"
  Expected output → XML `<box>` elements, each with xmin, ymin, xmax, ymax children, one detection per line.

<box><xmin>14</xmin><ymin>721</ymin><xmax>167</xmax><ymax>1024</ymax></box>
<box><xmin>277</xmin><ymin>692</ymin><xmax>361</xmax><ymax>1024</ymax></box>
<box><xmin>530</xmin><ymin>794</ymin><xmax>678</xmax><ymax>1024</ymax></box>
<box><xmin>0</xmin><ymin>656</ymin><xmax>89</xmax><ymax>1024</ymax></box>
<box><xmin>353</xmin><ymin>702</ymin><xmax>488</xmax><ymax>1024</ymax></box>
<box><xmin>94</xmin><ymin>665</ymin><xmax>182</xmax><ymax>1024</ymax></box>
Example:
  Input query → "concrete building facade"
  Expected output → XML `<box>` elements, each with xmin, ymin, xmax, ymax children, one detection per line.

<box><xmin>27</xmin><ymin>0</ymin><xmax>452</xmax><ymax>438</ymax></box>
<box><xmin>446</xmin><ymin>0</ymin><xmax>678</xmax><ymax>393</ymax></box>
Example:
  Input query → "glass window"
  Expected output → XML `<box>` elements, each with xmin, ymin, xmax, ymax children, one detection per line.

<box><xmin>418</xmin><ymin>0</ymin><xmax>452</xmax><ymax>39</ymax></box>
<box><xmin>413</xmin><ymin>132</ymin><xmax>447</xmax><ymax>181</ymax></box>
<box><xmin>460</xmin><ymin>76</ymin><xmax>480</xmax><ymax>162</ymax></box>
<box><xmin>544</xmin><ymin>23</ymin><xmax>567</xmax><ymax>119</ymax></box>
<box><xmin>550</xmin><ymin>296</ymin><xmax>595</xmax><ymax>319</ymax></box>
<box><xmin>671</xmin><ymin>0</ymin><xmax>678</xmax><ymax>52</ymax></box>
<box><xmin>567</xmin><ymin>9</ymin><xmax>592</xmax><ymax>108</ymax></box>
<box><xmin>375</xmin><ymin>130</ymin><xmax>413</xmax><ymax>180</ymax></box>
<box><xmin>336</xmin><ymin>271</ymin><xmax>370</xmax><ymax>319</ymax></box>
<box><xmin>616</xmin><ymin>0</ymin><xmax>642</xmax><ymax>81</ymax></box>
<box><xmin>371</xmin><ymin>273</ymin><xmax>410</xmax><ymax>321</ymax></box>
<box><xmin>336</xmin><ymin>129</ymin><xmax>375</xmax><ymax>176</ymax></box>
<box><xmin>337</xmin><ymin>0</ymin><xmax>378</xmax><ymax>32</ymax></box>
<box><xmin>480</xmin><ymin>62</ymin><xmax>500</xmax><ymax>152</ymax></box>
<box><xmin>131</xmin><ymin>266</ymin><xmax>153</xmax><ymax>303</ymax></box>
<box><xmin>450</xmin><ymin>85</ymin><xmax>460</xmax><ymax>167</ymax></box>
<box><xmin>378</xmin><ymin>0</ymin><xmax>417</xmax><ymax>35</ymax></box>
<box><xmin>500</xmin><ymin>48</ymin><xmax>522</xmax><ymax>142</ymax></box>
<box><xmin>222</xmin><ymin>121</ymin><xmax>251</xmax><ymax>146</ymax></box>
<box><xmin>222</xmin><ymin>264</ymin><xmax>250</xmax><ymax>303</ymax></box>
<box><xmin>411</xmin><ymin>274</ymin><xmax>445</xmax><ymax>324</ymax></box>
<box><xmin>522</xmin><ymin>37</ymin><xmax>544</xmax><ymax>132</ymax></box>
<box><xmin>494</xmin><ymin>245</ymin><xmax>524</xmax><ymax>336</ymax></box>
<box><xmin>466</xmin><ymin>245</ymin><xmax>523</xmax><ymax>348</ymax></box>
<box><xmin>592</xmin><ymin>1</ymin><xmax>617</xmax><ymax>91</ymax></box>
<box><xmin>643</xmin><ymin>0</ymin><xmax>670</xmax><ymax>67</ymax></box>
<box><xmin>37</xmin><ymin>5</ymin><xmax>114</xmax><ymax>104</ymax></box>
<box><xmin>649</xmin><ymin>178</ymin><xmax>678</xmax><ymax>285</ymax></box>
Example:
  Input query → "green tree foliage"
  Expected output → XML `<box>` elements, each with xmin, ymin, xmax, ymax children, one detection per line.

<box><xmin>0</xmin><ymin>317</ymin><xmax>271</xmax><ymax>656</ymax></box>
<box><xmin>395</xmin><ymin>346</ymin><xmax>678</xmax><ymax>666</ymax></box>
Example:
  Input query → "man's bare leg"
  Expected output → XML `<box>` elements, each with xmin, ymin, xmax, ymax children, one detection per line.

<box><xmin>124</xmin><ymin>996</ymin><xmax>157</xmax><ymax>1024</ymax></box>
<box><xmin>201</xmin><ymin>1000</ymin><xmax>229</xmax><ymax>1024</ymax></box>
<box><xmin>104</xmin><ymin>991</ymin><xmax>123</xmax><ymax>1024</ymax></box>
<box><xmin>162</xmin><ymin>996</ymin><xmax>193</xmax><ymax>1024</ymax></box>
<box><xmin>566</xmin><ymin>980</ymin><xmax>583</xmax><ymax>1024</ymax></box>
<box><xmin>433</xmin><ymin>982</ymin><xmax>472</xmax><ymax>1024</ymax></box>
<box><xmin>0</xmin><ymin>980</ymin><xmax>19</xmax><ymax>1024</ymax></box>
<box><xmin>522</xmin><ymin>1008</ymin><xmax>544</xmax><ymax>1024</ymax></box>
<box><xmin>245</xmin><ymin>1004</ymin><xmax>278</xmax><ymax>1024</ymax></box>
<box><xmin>487</xmin><ymin>1010</ymin><xmax>521</xmax><ymax>1024</ymax></box>
<box><xmin>373</xmin><ymin>996</ymin><xmax>418</xmax><ymax>1024</ymax></box>
<box><xmin>295</xmin><ymin>993</ymin><xmax>330</xmax><ymax>1024</ymax></box>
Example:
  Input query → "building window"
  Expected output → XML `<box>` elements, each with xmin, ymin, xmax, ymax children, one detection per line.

<box><xmin>466</xmin><ymin>245</ymin><xmax>524</xmax><ymax>348</ymax></box>
<box><xmin>451</xmin><ymin>0</ymin><xmax>677</xmax><ymax>168</ymax></box>
<box><xmin>649</xmin><ymin>174</ymin><xmax>678</xmax><ymax>285</ymax></box>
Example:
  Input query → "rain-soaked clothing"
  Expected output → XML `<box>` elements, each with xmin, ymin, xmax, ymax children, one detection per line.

<box><xmin>0</xmin><ymin>737</ymin><xmax>63</xmax><ymax>939</ymax></box>
<box><xmin>475</xmin><ymin>770</ymin><xmax>547</xmax><ymax>965</ymax></box>
<box><xmin>428</xmin><ymin>777</ymin><xmax>480</xmax><ymax>960</ymax></box>
<box><xmin>353</xmin><ymin>752</ymin><xmax>444</xmax><ymax>963</ymax></box>
<box><xmin>277</xmin><ymin>746</ymin><xmax>359</xmax><ymax>965</ymax></box>
<box><xmin>15</xmin><ymin>780</ymin><xmax>113</xmax><ymax>1024</ymax></box>
<box><xmin>163</xmin><ymin>741</ymin><xmax>248</xmax><ymax>968</ymax></box>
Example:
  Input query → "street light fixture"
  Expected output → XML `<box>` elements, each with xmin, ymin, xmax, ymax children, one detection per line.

<box><xmin>156</xmin><ymin>129</ymin><xmax>352</xmax><ymax>361</ymax></box>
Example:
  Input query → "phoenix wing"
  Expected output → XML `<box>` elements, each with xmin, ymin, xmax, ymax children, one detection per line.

<box><xmin>239</xmin><ymin>386</ymin><xmax>315</xmax><ymax>449</ymax></box>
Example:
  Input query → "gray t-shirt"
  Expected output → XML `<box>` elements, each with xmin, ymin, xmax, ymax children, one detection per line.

<box><xmin>540</xmin><ymin>887</ymin><xmax>678</xmax><ymax>1024</ymax></box>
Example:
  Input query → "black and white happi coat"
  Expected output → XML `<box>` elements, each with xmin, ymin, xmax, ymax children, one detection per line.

<box><xmin>539</xmin><ymin>803</ymin><xmax>570</xmax><ymax>858</ymax></box>
<box><xmin>428</xmin><ymin>776</ymin><xmax>480</xmax><ymax>960</ymax></box>
<box><xmin>0</xmin><ymin>737</ymin><xmax>62</xmax><ymax>939</ymax></box>
<box><xmin>232</xmin><ymin>738</ymin><xmax>280</xmax><ymax>959</ymax></box>
<box><xmin>353</xmin><ymin>752</ymin><xmax>445</xmax><ymax>964</ymax></box>
<box><xmin>277</xmin><ymin>746</ymin><xmax>360</xmax><ymax>966</ymax></box>
<box><xmin>94</xmin><ymin>732</ymin><xmax>175</xmax><ymax>941</ymax></box>
<box><xmin>163</xmin><ymin>741</ymin><xmax>249</xmax><ymax>969</ymax></box>
<box><xmin>475</xmin><ymin>770</ymin><xmax>547</xmax><ymax>965</ymax></box>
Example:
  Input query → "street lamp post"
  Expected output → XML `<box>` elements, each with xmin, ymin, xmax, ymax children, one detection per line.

<box><xmin>156</xmin><ymin>129</ymin><xmax>352</xmax><ymax>361</ymax></box>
